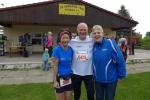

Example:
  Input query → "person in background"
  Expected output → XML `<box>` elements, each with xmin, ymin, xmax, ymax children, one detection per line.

<box><xmin>43</xmin><ymin>33</ymin><xmax>48</xmax><ymax>50</ymax></box>
<box><xmin>120</xmin><ymin>41</ymin><xmax>128</xmax><ymax>61</ymax></box>
<box><xmin>132</xmin><ymin>39</ymin><xmax>135</xmax><ymax>55</ymax></box>
<box><xmin>92</xmin><ymin>25</ymin><xmax>126</xmax><ymax>100</ymax></box>
<box><xmin>118</xmin><ymin>34</ymin><xmax>127</xmax><ymax>46</ymax></box>
<box><xmin>25</xmin><ymin>33</ymin><xmax>32</xmax><ymax>55</ymax></box>
<box><xmin>72</xmin><ymin>33</ymin><xmax>77</xmax><ymax>39</ymax></box>
<box><xmin>19</xmin><ymin>33</ymin><xmax>27</xmax><ymax>47</ymax></box>
<box><xmin>42</xmin><ymin>48</ymin><xmax>49</xmax><ymax>71</ymax></box>
<box><xmin>52</xmin><ymin>30</ymin><xmax>73</xmax><ymax>100</ymax></box>
<box><xmin>69</xmin><ymin>22</ymin><xmax>94</xmax><ymax>100</ymax></box>
<box><xmin>47</xmin><ymin>31</ymin><xmax>53</xmax><ymax>57</ymax></box>
<box><xmin>18</xmin><ymin>33</ymin><xmax>27</xmax><ymax>56</ymax></box>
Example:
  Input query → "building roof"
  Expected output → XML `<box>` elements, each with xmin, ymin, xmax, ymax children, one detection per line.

<box><xmin>0</xmin><ymin>0</ymin><xmax>138</xmax><ymax>29</ymax></box>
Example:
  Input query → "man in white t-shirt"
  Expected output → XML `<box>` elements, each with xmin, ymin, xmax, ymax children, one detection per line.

<box><xmin>69</xmin><ymin>22</ymin><xmax>94</xmax><ymax>100</ymax></box>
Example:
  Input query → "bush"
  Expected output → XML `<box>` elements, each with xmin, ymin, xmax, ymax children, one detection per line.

<box><xmin>141</xmin><ymin>37</ymin><xmax>150</xmax><ymax>50</ymax></box>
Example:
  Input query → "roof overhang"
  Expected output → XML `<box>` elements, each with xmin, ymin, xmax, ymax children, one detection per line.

<box><xmin>0</xmin><ymin>0</ymin><xmax>138</xmax><ymax>29</ymax></box>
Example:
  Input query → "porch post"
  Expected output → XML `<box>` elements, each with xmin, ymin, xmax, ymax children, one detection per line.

<box><xmin>129</xmin><ymin>28</ymin><xmax>132</xmax><ymax>55</ymax></box>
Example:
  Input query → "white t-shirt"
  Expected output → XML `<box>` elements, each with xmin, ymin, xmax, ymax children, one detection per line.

<box><xmin>69</xmin><ymin>36</ymin><xmax>94</xmax><ymax>76</ymax></box>
<box><xmin>118</xmin><ymin>38</ymin><xmax>127</xmax><ymax>46</ymax></box>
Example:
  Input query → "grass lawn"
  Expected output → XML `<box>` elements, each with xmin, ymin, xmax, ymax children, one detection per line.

<box><xmin>0</xmin><ymin>72</ymin><xmax>150</xmax><ymax>100</ymax></box>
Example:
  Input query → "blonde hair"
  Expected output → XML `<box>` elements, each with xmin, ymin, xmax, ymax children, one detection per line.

<box><xmin>92</xmin><ymin>25</ymin><xmax>103</xmax><ymax>33</ymax></box>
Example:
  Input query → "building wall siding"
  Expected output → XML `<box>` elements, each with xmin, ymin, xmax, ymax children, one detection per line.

<box><xmin>3</xmin><ymin>25</ymin><xmax>114</xmax><ymax>52</ymax></box>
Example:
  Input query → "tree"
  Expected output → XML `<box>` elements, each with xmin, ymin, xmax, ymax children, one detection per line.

<box><xmin>142</xmin><ymin>37</ymin><xmax>150</xmax><ymax>49</ymax></box>
<box><xmin>118</xmin><ymin>5</ymin><xmax>132</xmax><ymax>19</ymax></box>
<box><xmin>0</xmin><ymin>3</ymin><xmax>4</xmax><ymax>8</ymax></box>
<box><xmin>146</xmin><ymin>31</ymin><xmax>150</xmax><ymax>37</ymax></box>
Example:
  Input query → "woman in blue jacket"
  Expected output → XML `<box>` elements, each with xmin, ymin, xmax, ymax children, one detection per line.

<box><xmin>52</xmin><ymin>30</ymin><xmax>73</xmax><ymax>100</ymax></box>
<box><xmin>92</xmin><ymin>25</ymin><xmax>126</xmax><ymax>100</ymax></box>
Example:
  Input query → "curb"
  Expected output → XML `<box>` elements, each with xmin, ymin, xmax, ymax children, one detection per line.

<box><xmin>0</xmin><ymin>62</ymin><xmax>53</xmax><ymax>70</ymax></box>
<box><xmin>0</xmin><ymin>59</ymin><xmax>150</xmax><ymax>70</ymax></box>
<box><xmin>127</xmin><ymin>58</ymin><xmax>150</xmax><ymax>64</ymax></box>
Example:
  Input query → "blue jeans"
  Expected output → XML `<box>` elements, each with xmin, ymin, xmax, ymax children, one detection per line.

<box><xmin>95</xmin><ymin>81</ymin><xmax>117</xmax><ymax>100</ymax></box>
<box><xmin>43</xmin><ymin>61</ymin><xmax>49</xmax><ymax>71</ymax></box>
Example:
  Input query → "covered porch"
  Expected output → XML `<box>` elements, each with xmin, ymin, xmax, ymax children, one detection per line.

<box><xmin>0</xmin><ymin>0</ymin><xmax>138</xmax><ymax>55</ymax></box>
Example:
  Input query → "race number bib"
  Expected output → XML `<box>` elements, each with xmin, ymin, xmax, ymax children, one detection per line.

<box><xmin>76</xmin><ymin>51</ymin><xmax>89</xmax><ymax>61</ymax></box>
<box><xmin>60</xmin><ymin>78</ymin><xmax>72</xmax><ymax>87</ymax></box>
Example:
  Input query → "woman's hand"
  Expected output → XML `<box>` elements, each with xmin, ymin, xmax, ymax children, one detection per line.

<box><xmin>118</xmin><ymin>79</ymin><xmax>123</xmax><ymax>84</ymax></box>
<box><xmin>53</xmin><ymin>81</ymin><xmax>60</xmax><ymax>88</ymax></box>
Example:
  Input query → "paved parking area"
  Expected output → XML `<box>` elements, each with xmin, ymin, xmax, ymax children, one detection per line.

<box><xmin>0</xmin><ymin>69</ymin><xmax>53</xmax><ymax>85</ymax></box>
<box><xmin>0</xmin><ymin>49</ymin><xmax>150</xmax><ymax>85</ymax></box>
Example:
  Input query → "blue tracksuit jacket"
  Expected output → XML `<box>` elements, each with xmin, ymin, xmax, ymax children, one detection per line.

<box><xmin>92</xmin><ymin>38</ymin><xmax>126</xmax><ymax>83</ymax></box>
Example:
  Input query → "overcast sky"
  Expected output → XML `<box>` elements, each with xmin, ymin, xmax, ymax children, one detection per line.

<box><xmin>0</xmin><ymin>0</ymin><xmax>149</xmax><ymax>37</ymax></box>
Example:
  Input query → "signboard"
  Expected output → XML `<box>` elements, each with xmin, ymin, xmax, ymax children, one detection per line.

<box><xmin>59</xmin><ymin>3</ymin><xmax>85</xmax><ymax>16</ymax></box>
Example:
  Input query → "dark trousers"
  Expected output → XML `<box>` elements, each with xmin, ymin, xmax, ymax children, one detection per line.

<box><xmin>95</xmin><ymin>81</ymin><xmax>117</xmax><ymax>100</ymax></box>
<box><xmin>47</xmin><ymin>46</ymin><xmax>52</xmax><ymax>57</ymax></box>
<box><xmin>132</xmin><ymin>45</ymin><xmax>134</xmax><ymax>55</ymax></box>
<box><xmin>71</xmin><ymin>74</ymin><xmax>94</xmax><ymax>100</ymax></box>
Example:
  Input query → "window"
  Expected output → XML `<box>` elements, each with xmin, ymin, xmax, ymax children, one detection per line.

<box><xmin>31</xmin><ymin>33</ymin><xmax>45</xmax><ymax>45</ymax></box>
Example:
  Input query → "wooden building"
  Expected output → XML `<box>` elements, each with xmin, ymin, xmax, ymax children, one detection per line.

<box><xmin>0</xmin><ymin>0</ymin><xmax>138</xmax><ymax>53</ymax></box>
